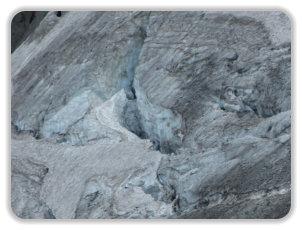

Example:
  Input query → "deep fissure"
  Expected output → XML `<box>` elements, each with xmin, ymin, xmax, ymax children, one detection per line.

<box><xmin>116</xmin><ymin>23</ymin><xmax>183</xmax><ymax>154</ymax></box>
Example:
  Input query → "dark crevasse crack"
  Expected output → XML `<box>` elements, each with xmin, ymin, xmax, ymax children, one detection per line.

<box><xmin>121</xmin><ymin>23</ymin><xmax>184</xmax><ymax>154</ymax></box>
<box><xmin>118</xmin><ymin>23</ymin><xmax>149</xmax><ymax>140</ymax></box>
<box><xmin>11</xmin><ymin>11</ymin><xmax>48</xmax><ymax>52</ymax></box>
<box><xmin>44</xmin><ymin>205</ymin><xmax>56</xmax><ymax>219</ymax></box>
<box><xmin>119</xmin><ymin>24</ymin><xmax>184</xmax><ymax>154</ymax></box>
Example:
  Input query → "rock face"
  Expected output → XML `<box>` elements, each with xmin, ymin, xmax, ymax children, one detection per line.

<box><xmin>11</xmin><ymin>11</ymin><xmax>291</xmax><ymax>219</ymax></box>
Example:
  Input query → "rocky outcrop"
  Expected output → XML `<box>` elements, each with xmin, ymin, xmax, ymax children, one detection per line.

<box><xmin>11</xmin><ymin>11</ymin><xmax>291</xmax><ymax>219</ymax></box>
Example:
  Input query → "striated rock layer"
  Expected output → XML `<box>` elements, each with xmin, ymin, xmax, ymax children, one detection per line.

<box><xmin>11</xmin><ymin>11</ymin><xmax>291</xmax><ymax>219</ymax></box>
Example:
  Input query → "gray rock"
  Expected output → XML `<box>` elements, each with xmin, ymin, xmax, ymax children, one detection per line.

<box><xmin>11</xmin><ymin>11</ymin><xmax>291</xmax><ymax>219</ymax></box>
